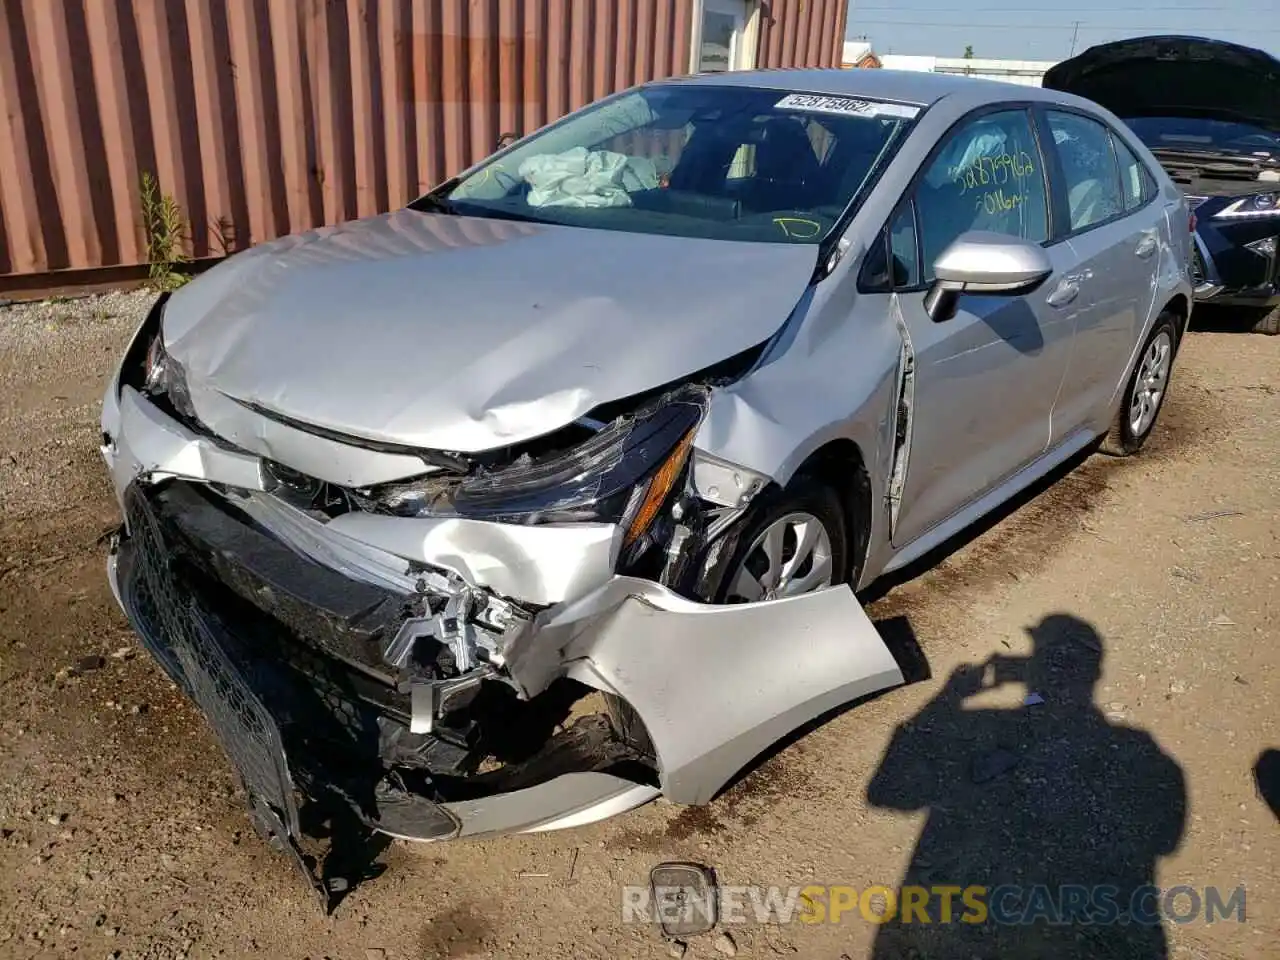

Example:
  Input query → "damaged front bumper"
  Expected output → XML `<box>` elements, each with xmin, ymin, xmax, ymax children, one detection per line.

<box><xmin>101</xmin><ymin>369</ymin><xmax>903</xmax><ymax>891</ymax></box>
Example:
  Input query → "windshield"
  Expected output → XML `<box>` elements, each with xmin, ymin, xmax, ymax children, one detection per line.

<box><xmin>431</xmin><ymin>84</ymin><xmax>919</xmax><ymax>244</ymax></box>
<box><xmin>1124</xmin><ymin>117</ymin><xmax>1280</xmax><ymax>156</ymax></box>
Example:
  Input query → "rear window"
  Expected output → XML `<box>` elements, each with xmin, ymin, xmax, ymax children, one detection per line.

<box><xmin>1111</xmin><ymin>135</ymin><xmax>1155</xmax><ymax>210</ymax></box>
<box><xmin>438</xmin><ymin>85</ymin><xmax>919</xmax><ymax>244</ymax></box>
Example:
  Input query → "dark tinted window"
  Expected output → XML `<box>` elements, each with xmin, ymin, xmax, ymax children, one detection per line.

<box><xmin>860</xmin><ymin>201</ymin><xmax>919</xmax><ymax>292</ymax></box>
<box><xmin>1124</xmin><ymin>116</ymin><xmax>1280</xmax><ymax>156</ymax></box>
<box><xmin>889</xmin><ymin>201</ymin><xmax>920</xmax><ymax>288</ymax></box>
<box><xmin>1047</xmin><ymin>110</ymin><xmax>1124</xmax><ymax>231</ymax></box>
<box><xmin>915</xmin><ymin>109</ymin><xmax>1049</xmax><ymax>281</ymax></box>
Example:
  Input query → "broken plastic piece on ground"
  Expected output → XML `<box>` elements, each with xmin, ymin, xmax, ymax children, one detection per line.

<box><xmin>650</xmin><ymin>862</ymin><xmax>719</xmax><ymax>939</ymax></box>
<box><xmin>1024</xmin><ymin>691</ymin><xmax>1046</xmax><ymax>706</ymax></box>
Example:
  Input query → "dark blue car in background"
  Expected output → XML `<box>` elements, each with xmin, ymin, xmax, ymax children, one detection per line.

<box><xmin>1046</xmin><ymin>35</ymin><xmax>1280</xmax><ymax>334</ymax></box>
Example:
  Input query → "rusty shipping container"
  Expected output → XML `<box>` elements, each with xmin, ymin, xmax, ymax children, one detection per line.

<box><xmin>0</xmin><ymin>0</ymin><xmax>848</xmax><ymax>284</ymax></box>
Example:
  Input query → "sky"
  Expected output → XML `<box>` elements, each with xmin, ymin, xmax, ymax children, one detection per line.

<box><xmin>846</xmin><ymin>0</ymin><xmax>1280</xmax><ymax>62</ymax></box>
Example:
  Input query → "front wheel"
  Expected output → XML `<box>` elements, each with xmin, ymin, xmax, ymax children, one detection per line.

<box><xmin>1099</xmin><ymin>312</ymin><xmax>1179</xmax><ymax>457</ymax></box>
<box><xmin>711</xmin><ymin>478</ymin><xmax>850</xmax><ymax>603</ymax></box>
<box><xmin>1253</xmin><ymin>306</ymin><xmax>1280</xmax><ymax>335</ymax></box>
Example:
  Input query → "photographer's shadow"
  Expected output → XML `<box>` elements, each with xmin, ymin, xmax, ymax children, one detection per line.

<box><xmin>866</xmin><ymin>614</ymin><xmax>1186</xmax><ymax>959</ymax></box>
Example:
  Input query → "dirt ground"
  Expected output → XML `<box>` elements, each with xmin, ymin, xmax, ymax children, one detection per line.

<box><xmin>0</xmin><ymin>293</ymin><xmax>1276</xmax><ymax>960</ymax></box>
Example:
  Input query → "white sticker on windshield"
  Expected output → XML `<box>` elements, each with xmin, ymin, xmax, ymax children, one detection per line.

<box><xmin>775</xmin><ymin>93</ymin><xmax>920</xmax><ymax>119</ymax></box>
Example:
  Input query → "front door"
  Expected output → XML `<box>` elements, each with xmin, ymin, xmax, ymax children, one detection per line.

<box><xmin>888</xmin><ymin>107</ymin><xmax>1080</xmax><ymax>548</ymax></box>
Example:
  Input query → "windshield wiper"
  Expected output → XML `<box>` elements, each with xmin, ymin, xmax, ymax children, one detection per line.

<box><xmin>408</xmin><ymin>177</ymin><xmax>463</xmax><ymax>215</ymax></box>
<box><xmin>409</xmin><ymin>183</ymin><xmax>555</xmax><ymax>227</ymax></box>
<box><xmin>461</xmin><ymin>206</ymin><xmax>555</xmax><ymax>226</ymax></box>
<box><xmin>410</xmin><ymin>191</ymin><xmax>460</xmax><ymax>216</ymax></box>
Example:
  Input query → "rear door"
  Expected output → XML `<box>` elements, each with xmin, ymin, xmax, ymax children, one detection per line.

<box><xmin>875</xmin><ymin>106</ymin><xmax>1080</xmax><ymax>549</ymax></box>
<box><xmin>1039</xmin><ymin>108</ymin><xmax>1165</xmax><ymax>444</ymax></box>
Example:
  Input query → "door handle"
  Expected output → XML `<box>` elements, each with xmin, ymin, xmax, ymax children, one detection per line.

<box><xmin>1135</xmin><ymin>232</ymin><xmax>1159</xmax><ymax>259</ymax></box>
<box><xmin>1046</xmin><ymin>277</ymin><xmax>1081</xmax><ymax>307</ymax></box>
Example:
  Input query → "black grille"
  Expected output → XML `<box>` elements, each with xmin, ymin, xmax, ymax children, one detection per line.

<box><xmin>115</xmin><ymin>482</ymin><xmax>466</xmax><ymax>900</ymax></box>
<box><xmin>124</xmin><ymin>486</ymin><xmax>303</xmax><ymax>839</ymax></box>
<box><xmin>119</xmin><ymin>484</ymin><xmax>408</xmax><ymax>801</ymax></box>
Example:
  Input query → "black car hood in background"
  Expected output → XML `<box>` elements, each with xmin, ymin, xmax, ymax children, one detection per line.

<box><xmin>1044</xmin><ymin>35</ymin><xmax>1280</xmax><ymax>134</ymax></box>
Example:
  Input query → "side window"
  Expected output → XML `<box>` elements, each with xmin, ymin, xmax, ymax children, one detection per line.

<box><xmin>859</xmin><ymin>201</ymin><xmax>919</xmax><ymax>292</ymax></box>
<box><xmin>1111</xmin><ymin>135</ymin><xmax>1149</xmax><ymax>211</ymax></box>
<box><xmin>915</xmin><ymin>109</ymin><xmax>1049</xmax><ymax>281</ymax></box>
<box><xmin>1047</xmin><ymin>110</ymin><xmax>1124</xmax><ymax>230</ymax></box>
<box><xmin>889</xmin><ymin>201</ymin><xmax>920</xmax><ymax>288</ymax></box>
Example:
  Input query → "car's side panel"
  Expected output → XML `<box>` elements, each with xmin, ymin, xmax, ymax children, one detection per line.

<box><xmin>1048</xmin><ymin>215</ymin><xmax>1159</xmax><ymax>443</ymax></box>
<box><xmin>1034</xmin><ymin>107</ymin><xmax>1168</xmax><ymax>444</ymax></box>
<box><xmin>881</xmin><ymin>422</ymin><xmax>1100</xmax><ymax>576</ymax></box>
<box><xmin>888</xmin><ymin>244</ymin><xmax>1079</xmax><ymax>548</ymax></box>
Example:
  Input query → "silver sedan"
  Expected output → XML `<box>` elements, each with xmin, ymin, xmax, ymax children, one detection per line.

<box><xmin>100</xmin><ymin>67</ymin><xmax>1192</xmax><ymax>886</ymax></box>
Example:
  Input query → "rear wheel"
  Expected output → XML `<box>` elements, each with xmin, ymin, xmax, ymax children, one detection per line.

<box><xmin>1253</xmin><ymin>306</ymin><xmax>1280</xmax><ymax>335</ymax></box>
<box><xmin>1099</xmin><ymin>312</ymin><xmax>1178</xmax><ymax>457</ymax></box>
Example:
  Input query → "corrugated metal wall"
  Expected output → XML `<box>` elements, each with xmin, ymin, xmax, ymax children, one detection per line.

<box><xmin>0</xmin><ymin>0</ymin><xmax>847</xmax><ymax>280</ymax></box>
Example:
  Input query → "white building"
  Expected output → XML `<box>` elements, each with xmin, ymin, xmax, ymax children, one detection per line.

<box><xmin>878</xmin><ymin>54</ymin><xmax>1059</xmax><ymax>86</ymax></box>
<box><xmin>841</xmin><ymin>40</ymin><xmax>880</xmax><ymax>68</ymax></box>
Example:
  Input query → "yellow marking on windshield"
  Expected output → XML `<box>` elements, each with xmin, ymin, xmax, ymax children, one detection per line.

<box><xmin>774</xmin><ymin>217</ymin><xmax>822</xmax><ymax>239</ymax></box>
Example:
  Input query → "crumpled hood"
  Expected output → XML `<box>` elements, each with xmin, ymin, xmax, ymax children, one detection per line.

<box><xmin>1043</xmin><ymin>36</ymin><xmax>1280</xmax><ymax>134</ymax></box>
<box><xmin>162</xmin><ymin>210</ymin><xmax>817</xmax><ymax>453</ymax></box>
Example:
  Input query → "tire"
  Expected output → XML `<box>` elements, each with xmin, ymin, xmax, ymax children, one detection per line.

<box><xmin>706</xmin><ymin>476</ymin><xmax>850</xmax><ymax>603</ymax></box>
<box><xmin>1099</xmin><ymin>311</ymin><xmax>1179</xmax><ymax>457</ymax></box>
<box><xmin>1253</xmin><ymin>306</ymin><xmax>1280</xmax><ymax>335</ymax></box>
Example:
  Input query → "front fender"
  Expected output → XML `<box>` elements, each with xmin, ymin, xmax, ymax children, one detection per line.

<box><xmin>696</xmin><ymin>320</ymin><xmax>899</xmax><ymax>488</ymax></box>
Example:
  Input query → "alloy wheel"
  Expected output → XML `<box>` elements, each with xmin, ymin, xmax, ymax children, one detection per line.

<box><xmin>725</xmin><ymin>511</ymin><xmax>835</xmax><ymax>603</ymax></box>
<box><xmin>1129</xmin><ymin>330</ymin><xmax>1173</xmax><ymax>437</ymax></box>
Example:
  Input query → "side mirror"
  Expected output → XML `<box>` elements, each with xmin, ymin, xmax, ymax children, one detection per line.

<box><xmin>496</xmin><ymin>132</ymin><xmax>517</xmax><ymax>150</ymax></box>
<box><xmin>924</xmin><ymin>232</ymin><xmax>1053</xmax><ymax>322</ymax></box>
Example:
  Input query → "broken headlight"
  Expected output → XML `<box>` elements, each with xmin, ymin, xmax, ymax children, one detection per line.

<box><xmin>362</xmin><ymin>386</ymin><xmax>705</xmax><ymax>539</ymax></box>
<box><xmin>140</xmin><ymin>324</ymin><xmax>197</xmax><ymax>422</ymax></box>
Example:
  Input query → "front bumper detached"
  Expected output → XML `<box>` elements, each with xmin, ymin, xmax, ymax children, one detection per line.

<box><xmin>103</xmin><ymin>385</ymin><xmax>904</xmax><ymax>896</ymax></box>
<box><xmin>108</xmin><ymin>484</ymin><xmax>662</xmax><ymax>839</ymax></box>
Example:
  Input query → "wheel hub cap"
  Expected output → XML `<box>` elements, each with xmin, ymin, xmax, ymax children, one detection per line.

<box><xmin>1129</xmin><ymin>331</ymin><xmax>1172</xmax><ymax>437</ymax></box>
<box><xmin>726</xmin><ymin>511</ymin><xmax>834</xmax><ymax>603</ymax></box>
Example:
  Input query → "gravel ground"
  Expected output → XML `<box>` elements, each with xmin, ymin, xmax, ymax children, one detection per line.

<box><xmin>0</xmin><ymin>292</ymin><xmax>1276</xmax><ymax>959</ymax></box>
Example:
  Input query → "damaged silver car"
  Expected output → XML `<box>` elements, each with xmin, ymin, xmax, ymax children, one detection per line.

<box><xmin>101</xmin><ymin>69</ymin><xmax>1192</xmax><ymax>895</ymax></box>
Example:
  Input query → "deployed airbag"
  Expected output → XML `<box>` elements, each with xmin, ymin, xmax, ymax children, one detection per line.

<box><xmin>519</xmin><ymin>147</ymin><xmax>659</xmax><ymax>208</ymax></box>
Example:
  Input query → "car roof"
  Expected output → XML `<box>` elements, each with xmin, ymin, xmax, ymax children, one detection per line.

<box><xmin>662</xmin><ymin>67</ymin><xmax>1064</xmax><ymax>107</ymax></box>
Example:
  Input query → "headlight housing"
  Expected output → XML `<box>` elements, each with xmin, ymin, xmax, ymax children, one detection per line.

<box><xmin>1214</xmin><ymin>192</ymin><xmax>1280</xmax><ymax>219</ymax></box>
<box><xmin>358</xmin><ymin>385</ymin><xmax>706</xmax><ymax>538</ymax></box>
<box><xmin>138</xmin><ymin>314</ymin><xmax>197</xmax><ymax>422</ymax></box>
